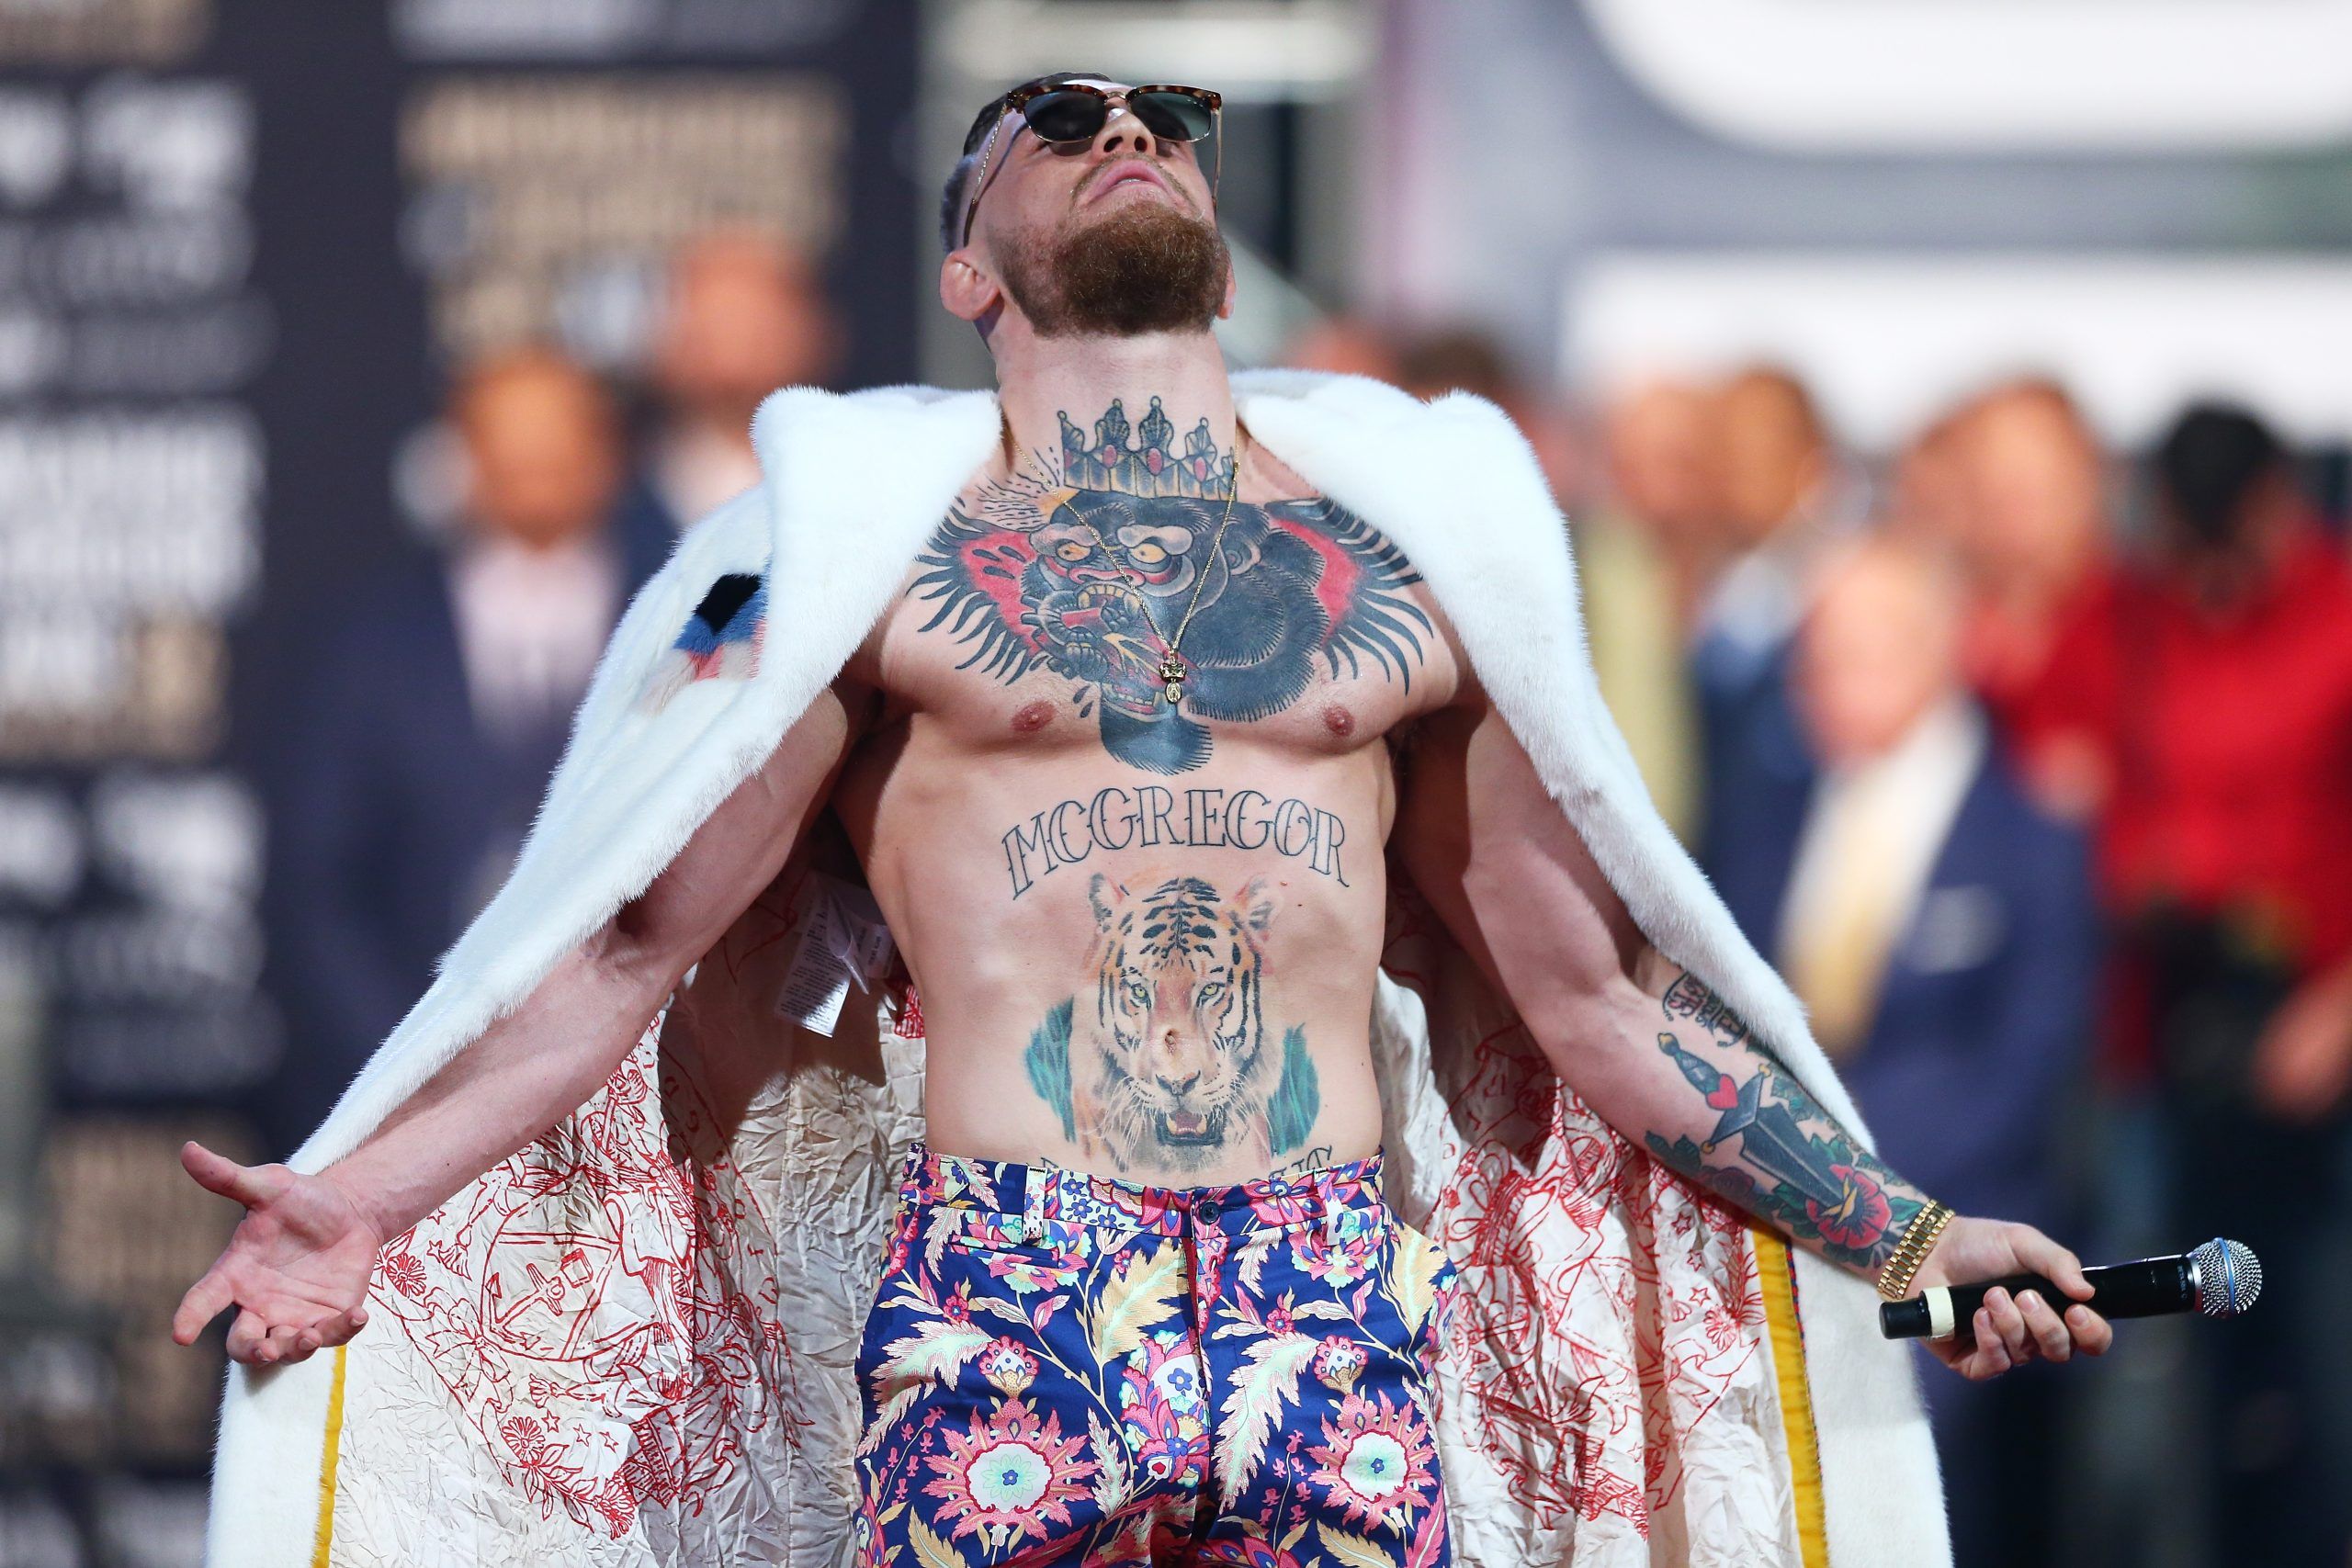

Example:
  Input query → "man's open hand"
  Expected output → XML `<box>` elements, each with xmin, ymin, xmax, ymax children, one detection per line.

<box><xmin>171</xmin><ymin>1141</ymin><xmax>382</xmax><ymax>1367</ymax></box>
<box><xmin>1912</xmin><ymin>1214</ymin><xmax>2113</xmax><ymax>1381</ymax></box>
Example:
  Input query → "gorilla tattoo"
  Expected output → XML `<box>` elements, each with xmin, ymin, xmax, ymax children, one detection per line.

<box><xmin>910</xmin><ymin>402</ymin><xmax>1430</xmax><ymax>773</ymax></box>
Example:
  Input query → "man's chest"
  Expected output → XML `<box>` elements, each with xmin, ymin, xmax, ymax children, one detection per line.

<box><xmin>872</xmin><ymin>483</ymin><xmax>1458</xmax><ymax>773</ymax></box>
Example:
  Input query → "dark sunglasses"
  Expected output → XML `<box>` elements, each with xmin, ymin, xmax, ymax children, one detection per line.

<box><xmin>958</xmin><ymin>82</ymin><xmax>1223</xmax><ymax>248</ymax></box>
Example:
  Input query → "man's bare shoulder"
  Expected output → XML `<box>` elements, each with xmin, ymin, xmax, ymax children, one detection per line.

<box><xmin>836</xmin><ymin>555</ymin><xmax>928</xmax><ymax>710</ymax></box>
<box><xmin>1243</xmin><ymin>438</ymin><xmax>1481</xmax><ymax>733</ymax></box>
<box><xmin>1382</xmin><ymin>570</ymin><xmax>1488</xmax><ymax>759</ymax></box>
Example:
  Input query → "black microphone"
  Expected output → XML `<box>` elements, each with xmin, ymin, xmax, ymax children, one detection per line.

<box><xmin>1879</xmin><ymin>1236</ymin><xmax>2261</xmax><ymax>1341</ymax></box>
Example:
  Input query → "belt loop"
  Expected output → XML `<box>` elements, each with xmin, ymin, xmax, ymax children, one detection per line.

<box><xmin>898</xmin><ymin>1145</ymin><xmax>927</xmax><ymax>1210</ymax></box>
<box><xmin>1023</xmin><ymin>1161</ymin><xmax>1045</xmax><ymax>1236</ymax></box>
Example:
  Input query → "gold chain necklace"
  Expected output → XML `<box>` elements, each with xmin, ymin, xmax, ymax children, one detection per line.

<box><xmin>1069</xmin><ymin>431</ymin><xmax>1242</xmax><ymax>705</ymax></box>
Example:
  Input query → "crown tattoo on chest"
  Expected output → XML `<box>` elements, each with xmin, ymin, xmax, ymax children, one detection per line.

<box><xmin>911</xmin><ymin>396</ymin><xmax>1433</xmax><ymax>775</ymax></box>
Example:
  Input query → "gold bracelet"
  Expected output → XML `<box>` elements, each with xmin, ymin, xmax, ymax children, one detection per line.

<box><xmin>1876</xmin><ymin>1201</ymin><xmax>1956</xmax><ymax>1301</ymax></box>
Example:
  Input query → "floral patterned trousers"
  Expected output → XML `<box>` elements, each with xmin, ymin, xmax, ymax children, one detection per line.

<box><xmin>853</xmin><ymin>1144</ymin><xmax>1459</xmax><ymax>1568</ymax></box>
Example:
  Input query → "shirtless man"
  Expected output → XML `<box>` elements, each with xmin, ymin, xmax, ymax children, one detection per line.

<box><xmin>174</xmin><ymin>72</ymin><xmax>2109</xmax><ymax>1561</ymax></box>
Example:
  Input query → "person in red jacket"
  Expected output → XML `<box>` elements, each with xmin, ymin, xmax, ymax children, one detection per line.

<box><xmin>2029</xmin><ymin>402</ymin><xmax>2352</xmax><ymax>1565</ymax></box>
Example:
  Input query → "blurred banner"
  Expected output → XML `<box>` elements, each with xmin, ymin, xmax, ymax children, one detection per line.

<box><xmin>1384</xmin><ymin>0</ymin><xmax>2352</xmax><ymax>466</ymax></box>
<box><xmin>0</xmin><ymin>0</ymin><xmax>914</xmax><ymax>1545</ymax></box>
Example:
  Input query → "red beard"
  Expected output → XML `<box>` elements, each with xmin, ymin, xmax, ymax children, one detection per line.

<box><xmin>1000</xmin><ymin>201</ymin><xmax>1228</xmax><ymax>339</ymax></box>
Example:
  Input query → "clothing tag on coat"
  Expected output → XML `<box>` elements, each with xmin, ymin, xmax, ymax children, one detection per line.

<box><xmin>775</xmin><ymin>872</ymin><xmax>897</xmax><ymax>1036</ymax></box>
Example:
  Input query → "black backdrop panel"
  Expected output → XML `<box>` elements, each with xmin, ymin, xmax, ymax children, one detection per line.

<box><xmin>0</xmin><ymin>0</ymin><xmax>916</xmax><ymax>1475</ymax></box>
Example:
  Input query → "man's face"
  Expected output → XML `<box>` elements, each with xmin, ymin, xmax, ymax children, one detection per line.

<box><xmin>655</xmin><ymin>233</ymin><xmax>834</xmax><ymax>418</ymax></box>
<box><xmin>961</xmin><ymin>82</ymin><xmax>1229</xmax><ymax>339</ymax></box>
<box><xmin>1606</xmin><ymin>381</ymin><xmax>1724</xmax><ymax>544</ymax></box>
<box><xmin>1959</xmin><ymin>393</ymin><xmax>2104</xmax><ymax>591</ymax></box>
<box><xmin>458</xmin><ymin>361</ymin><xmax>620</xmax><ymax>550</ymax></box>
<box><xmin>1718</xmin><ymin>375</ymin><xmax>1826</xmax><ymax>545</ymax></box>
<box><xmin>1794</xmin><ymin>547</ymin><xmax>1959</xmax><ymax>767</ymax></box>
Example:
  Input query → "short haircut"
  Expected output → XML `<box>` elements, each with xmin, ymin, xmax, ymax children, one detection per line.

<box><xmin>2154</xmin><ymin>401</ymin><xmax>2287</xmax><ymax>549</ymax></box>
<box><xmin>1724</xmin><ymin>363</ymin><xmax>1827</xmax><ymax>448</ymax></box>
<box><xmin>939</xmin><ymin>70</ymin><xmax>1114</xmax><ymax>253</ymax></box>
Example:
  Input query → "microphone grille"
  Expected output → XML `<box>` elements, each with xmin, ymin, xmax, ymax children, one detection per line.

<box><xmin>2188</xmin><ymin>1237</ymin><xmax>2261</xmax><ymax>1317</ymax></box>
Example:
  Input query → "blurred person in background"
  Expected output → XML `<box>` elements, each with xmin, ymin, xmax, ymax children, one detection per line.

<box><xmin>1393</xmin><ymin>335</ymin><xmax>1717</xmax><ymax>843</ymax></box>
<box><xmin>259</xmin><ymin>347</ymin><xmax>653</xmax><ymax>1155</ymax></box>
<box><xmin>1885</xmin><ymin>401</ymin><xmax>1975</xmax><ymax>544</ymax></box>
<box><xmin>1578</xmin><ymin>378</ymin><xmax>1724</xmax><ymax>844</ymax></box>
<box><xmin>2028</xmin><ymin>402</ymin><xmax>2352</xmax><ymax>1566</ymax></box>
<box><xmin>1278</xmin><ymin>310</ymin><xmax>1402</xmax><ymax>384</ymax></box>
<box><xmin>1392</xmin><ymin>322</ymin><xmax>1513</xmax><ymax>403</ymax></box>
<box><xmin>1713</xmin><ymin>534</ymin><xmax>2098</xmax><ymax>1568</ymax></box>
<box><xmin>1941</xmin><ymin>379</ymin><xmax>2117</xmax><ymax>822</ymax></box>
<box><xmin>1393</xmin><ymin>322</ymin><xmax>1587</xmax><ymax>504</ymax></box>
<box><xmin>617</xmin><ymin>228</ymin><xmax>841</xmax><ymax>540</ymax></box>
<box><xmin>1692</xmin><ymin>365</ymin><xmax>1851</xmax><ymax>881</ymax></box>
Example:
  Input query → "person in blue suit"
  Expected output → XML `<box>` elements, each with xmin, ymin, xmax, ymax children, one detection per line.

<box><xmin>1710</xmin><ymin>534</ymin><xmax>2099</xmax><ymax>1568</ymax></box>
<box><xmin>258</xmin><ymin>349</ymin><xmax>670</xmax><ymax>1155</ymax></box>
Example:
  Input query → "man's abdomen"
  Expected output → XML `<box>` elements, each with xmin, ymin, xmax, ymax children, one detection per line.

<box><xmin>838</xmin><ymin>666</ymin><xmax>1407</xmax><ymax>1189</ymax></box>
<box><xmin>902</xmin><ymin>818</ymin><xmax>1391</xmax><ymax>1188</ymax></box>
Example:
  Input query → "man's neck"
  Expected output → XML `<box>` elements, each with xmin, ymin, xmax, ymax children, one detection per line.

<box><xmin>993</xmin><ymin>326</ymin><xmax>1235</xmax><ymax>485</ymax></box>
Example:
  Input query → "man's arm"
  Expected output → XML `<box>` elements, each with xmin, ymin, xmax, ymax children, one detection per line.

<box><xmin>174</xmin><ymin>679</ymin><xmax>873</xmax><ymax>1367</ymax></box>
<box><xmin>1391</xmin><ymin>694</ymin><xmax>2112</xmax><ymax>1379</ymax></box>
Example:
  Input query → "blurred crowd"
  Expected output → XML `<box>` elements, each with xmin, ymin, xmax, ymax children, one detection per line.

<box><xmin>258</xmin><ymin>239</ymin><xmax>2352</xmax><ymax>1568</ymax></box>
<box><xmin>253</xmin><ymin>229</ymin><xmax>837</xmax><ymax>1154</ymax></box>
<box><xmin>1295</xmin><ymin>317</ymin><xmax>2352</xmax><ymax>1568</ymax></box>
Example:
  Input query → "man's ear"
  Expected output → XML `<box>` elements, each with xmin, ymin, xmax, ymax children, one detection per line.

<box><xmin>940</xmin><ymin>250</ymin><xmax>1002</xmax><ymax>326</ymax></box>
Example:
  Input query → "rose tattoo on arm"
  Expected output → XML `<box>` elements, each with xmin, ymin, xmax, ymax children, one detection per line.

<box><xmin>1640</xmin><ymin>972</ymin><xmax>1932</xmax><ymax>1272</ymax></box>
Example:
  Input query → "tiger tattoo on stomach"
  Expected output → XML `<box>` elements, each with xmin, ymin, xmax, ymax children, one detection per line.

<box><xmin>1020</xmin><ymin>867</ymin><xmax>1322</xmax><ymax>1176</ymax></box>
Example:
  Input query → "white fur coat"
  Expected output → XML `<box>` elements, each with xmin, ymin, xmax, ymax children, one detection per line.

<box><xmin>206</xmin><ymin>373</ymin><xmax>1946</xmax><ymax>1567</ymax></box>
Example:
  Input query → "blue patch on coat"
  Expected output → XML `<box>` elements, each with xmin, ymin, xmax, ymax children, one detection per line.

<box><xmin>674</xmin><ymin>572</ymin><xmax>765</xmax><ymax>655</ymax></box>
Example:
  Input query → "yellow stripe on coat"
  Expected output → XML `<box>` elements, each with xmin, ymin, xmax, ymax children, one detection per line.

<box><xmin>311</xmin><ymin>1344</ymin><xmax>349</xmax><ymax>1568</ymax></box>
<box><xmin>1755</xmin><ymin>1229</ymin><xmax>1829</xmax><ymax>1568</ymax></box>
